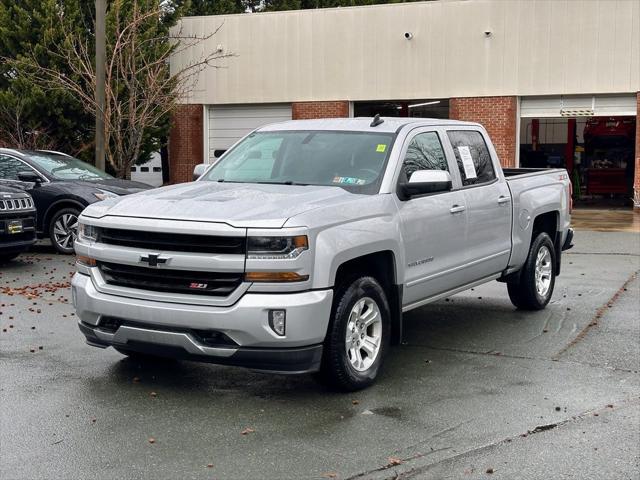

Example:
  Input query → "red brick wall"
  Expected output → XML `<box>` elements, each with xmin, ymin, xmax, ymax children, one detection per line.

<box><xmin>169</xmin><ymin>104</ymin><xmax>203</xmax><ymax>184</ymax></box>
<box><xmin>449</xmin><ymin>96</ymin><xmax>518</xmax><ymax>168</ymax></box>
<box><xmin>634</xmin><ymin>92</ymin><xmax>640</xmax><ymax>207</ymax></box>
<box><xmin>292</xmin><ymin>101</ymin><xmax>350</xmax><ymax>119</ymax></box>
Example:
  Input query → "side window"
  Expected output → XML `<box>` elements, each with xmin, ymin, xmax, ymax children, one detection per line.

<box><xmin>447</xmin><ymin>130</ymin><xmax>496</xmax><ymax>186</ymax></box>
<box><xmin>401</xmin><ymin>132</ymin><xmax>448</xmax><ymax>181</ymax></box>
<box><xmin>0</xmin><ymin>155</ymin><xmax>28</xmax><ymax>180</ymax></box>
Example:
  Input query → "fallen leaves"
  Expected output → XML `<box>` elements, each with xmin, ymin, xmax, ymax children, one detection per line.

<box><xmin>387</xmin><ymin>457</ymin><xmax>402</xmax><ymax>467</ymax></box>
<box><xmin>1</xmin><ymin>281</ymin><xmax>71</xmax><ymax>300</ymax></box>
<box><xmin>240</xmin><ymin>427</ymin><xmax>255</xmax><ymax>435</ymax></box>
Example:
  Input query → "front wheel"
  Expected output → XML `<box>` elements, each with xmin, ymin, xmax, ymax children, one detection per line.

<box><xmin>507</xmin><ymin>232</ymin><xmax>556</xmax><ymax>310</ymax></box>
<box><xmin>49</xmin><ymin>207</ymin><xmax>81</xmax><ymax>254</ymax></box>
<box><xmin>318</xmin><ymin>276</ymin><xmax>390</xmax><ymax>391</ymax></box>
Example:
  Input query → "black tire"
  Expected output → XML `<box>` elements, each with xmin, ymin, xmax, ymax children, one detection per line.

<box><xmin>0</xmin><ymin>252</ymin><xmax>20</xmax><ymax>263</ymax></box>
<box><xmin>318</xmin><ymin>276</ymin><xmax>391</xmax><ymax>391</ymax></box>
<box><xmin>507</xmin><ymin>232</ymin><xmax>556</xmax><ymax>310</ymax></box>
<box><xmin>49</xmin><ymin>207</ymin><xmax>81</xmax><ymax>254</ymax></box>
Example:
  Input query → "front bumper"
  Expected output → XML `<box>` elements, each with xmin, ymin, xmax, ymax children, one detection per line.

<box><xmin>1</xmin><ymin>213</ymin><xmax>37</xmax><ymax>253</ymax></box>
<box><xmin>72</xmin><ymin>272</ymin><xmax>333</xmax><ymax>373</ymax></box>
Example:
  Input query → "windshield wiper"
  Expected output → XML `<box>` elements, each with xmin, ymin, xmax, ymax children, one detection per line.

<box><xmin>253</xmin><ymin>180</ymin><xmax>310</xmax><ymax>186</ymax></box>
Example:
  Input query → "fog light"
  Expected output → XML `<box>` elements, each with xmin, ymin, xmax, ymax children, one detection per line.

<box><xmin>268</xmin><ymin>310</ymin><xmax>286</xmax><ymax>336</ymax></box>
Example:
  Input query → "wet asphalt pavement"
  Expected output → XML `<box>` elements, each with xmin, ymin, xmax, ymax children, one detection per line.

<box><xmin>1</xmin><ymin>230</ymin><xmax>639</xmax><ymax>480</ymax></box>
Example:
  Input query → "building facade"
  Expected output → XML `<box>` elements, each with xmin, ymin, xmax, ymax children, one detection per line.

<box><xmin>169</xmin><ymin>0</ymin><xmax>639</xmax><ymax>206</ymax></box>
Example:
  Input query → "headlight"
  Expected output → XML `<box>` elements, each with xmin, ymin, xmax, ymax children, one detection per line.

<box><xmin>93</xmin><ymin>189</ymin><xmax>118</xmax><ymax>201</ymax></box>
<box><xmin>247</xmin><ymin>235</ymin><xmax>308</xmax><ymax>260</ymax></box>
<box><xmin>78</xmin><ymin>222</ymin><xmax>98</xmax><ymax>242</ymax></box>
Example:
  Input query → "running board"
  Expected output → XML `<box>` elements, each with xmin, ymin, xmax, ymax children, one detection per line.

<box><xmin>402</xmin><ymin>274</ymin><xmax>501</xmax><ymax>313</ymax></box>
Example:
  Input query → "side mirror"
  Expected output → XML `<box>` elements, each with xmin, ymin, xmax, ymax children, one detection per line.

<box><xmin>17</xmin><ymin>171</ymin><xmax>42</xmax><ymax>185</ymax></box>
<box><xmin>399</xmin><ymin>170</ymin><xmax>452</xmax><ymax>199</ymax></box>
<box><xmin>192</xmin><ymin>163</ymin><xmax>207</xmax><ymax>181</ymax></box>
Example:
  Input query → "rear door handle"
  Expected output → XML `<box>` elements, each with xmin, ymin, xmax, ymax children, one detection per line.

<box><xmin>498</xmin><ymin>196</ymin><xmax>510</xmax><ymax>205</ymax></box>
<box><xmin>450</xmin><ymin>205</ymin><xmax>466</xmax><ymax>214</ymax></box>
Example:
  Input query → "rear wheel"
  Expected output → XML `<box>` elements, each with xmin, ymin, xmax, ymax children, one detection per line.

<box><xmin>507</xmin><ymin>232</ymin><xmax>556</xmax><ymax>310</ymax></box>
<box><xmin>318</xmin><ymin>276</ymin><xmax>390</xmax><ymax>391</ymax></box>
<box><xmin>49</xmin><ymin>207</ymin><xmax>80</xmax><ymax>254</ymax></box>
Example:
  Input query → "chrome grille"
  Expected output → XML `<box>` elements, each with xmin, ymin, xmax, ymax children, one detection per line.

<box><xmin>0</xmin><ymin>197</ymin><xmax>34</xmax><ymax>211</ymax></box>
<box><xmin>97</xmin><ymin>261</ymin><xmax>244</xmax><ymax>297</ymax></box>
<box><xmin>98</xmin><ymin>227</ymin><xmax>246</xmax><ymax>254</ymax></box>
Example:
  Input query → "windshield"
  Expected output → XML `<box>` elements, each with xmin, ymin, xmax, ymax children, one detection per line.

<box><xmin>201</xmin><ymin>130</ymin><xmax>396</xmax><ymax>194</ymax></box>
<box><xmin>28</xmin><ymin>153</ymin><xmax>113</xmax><ymax>181</ymax></box>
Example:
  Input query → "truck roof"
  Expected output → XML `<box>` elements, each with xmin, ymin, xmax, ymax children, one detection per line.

<box><xmin>258</xmin><ymin>117</ymin><xmax>482</xmax><ymax>133</ymax></box>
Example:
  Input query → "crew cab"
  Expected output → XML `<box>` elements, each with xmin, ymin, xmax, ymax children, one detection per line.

<box><xmin>73</xmin><ymin>117</ymin><xmax>573</xmax><ymax>391</ymax></box>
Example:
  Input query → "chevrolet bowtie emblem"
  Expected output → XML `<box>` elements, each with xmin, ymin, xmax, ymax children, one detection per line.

<box><xmin>139</xmin><ymin>253</ymin><xmax>168</xmax><ymax>267</ymax></box>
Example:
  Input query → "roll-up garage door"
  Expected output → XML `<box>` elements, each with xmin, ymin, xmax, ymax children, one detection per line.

<box><xmin>520</xmin><ymin>94</ymin><xmax>637</xmax><ymax>118</ymax></box>
<box><xmin>207</xmin><ymin>104</ymin><xmax>292</xmax><ymax>162</ymax></box>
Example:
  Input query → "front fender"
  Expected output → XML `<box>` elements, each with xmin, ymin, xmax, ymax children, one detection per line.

<box><xmin>311</xmin><ymin>215</ymin><xmax>404</xmax><ymax>289</ymax></box>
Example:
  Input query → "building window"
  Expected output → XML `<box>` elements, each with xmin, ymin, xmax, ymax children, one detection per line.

<box><xmin>354</xmin><ymin>99</ymin><xmax>449</xmax><ymax>119</ymax></box>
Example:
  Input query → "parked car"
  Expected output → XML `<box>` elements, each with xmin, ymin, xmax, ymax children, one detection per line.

<box><xmin>0</xmin><ymin>149</ymin><xmax>151</xmax><ymax>254</ymax></box>
<box><xmin>0</xmin><ymin>185</ymin><xmax>37</xmax><ymax>263</ymax></box>
<box><xmin>73</xmin><ymin>117</ymin><xmax>573</xmax><ymax>391</ymax></box>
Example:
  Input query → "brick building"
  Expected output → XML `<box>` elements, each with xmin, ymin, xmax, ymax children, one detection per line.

<box><xmin>169</xmin><ymin>0</ymin><xmax>639</xmax><ymax>207</ymax></box>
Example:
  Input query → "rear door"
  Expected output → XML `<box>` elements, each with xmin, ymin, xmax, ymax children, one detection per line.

<box><xmin>445</xmin><ymin>129</ymin><xmax>512</xmax><ymax>280</ymax></box>
<box><xmin>395</xmin><ymin>129</ymin><xmax>468</xmax><ymax>306</ymax></box>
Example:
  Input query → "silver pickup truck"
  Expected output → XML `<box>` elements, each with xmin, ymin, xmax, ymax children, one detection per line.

<box><xmin>73</xmin><ymin>117</ymin><xmax>573</xmax><ymax>390</ymax></box>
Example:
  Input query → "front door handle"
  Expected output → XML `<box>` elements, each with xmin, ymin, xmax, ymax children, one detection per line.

<box><xmin>450</xmin><ymin>205</ymin><xmax>466</xmax><ymax>214</ymax></box>
<box><xmin>498</xmin><ymin>196</ymin><xmax>510</xmax><ymax>205</ymax></box>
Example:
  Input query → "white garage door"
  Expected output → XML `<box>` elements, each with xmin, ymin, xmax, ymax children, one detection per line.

<box><xmin>520</xmin><ymin>94</ymin><xmax>637</xmax><ymax>118</ymax></box>
<box><xmin>207</xmin><ymin>104</ymin><xmax>292</xmax><ymax>162</ymax></box>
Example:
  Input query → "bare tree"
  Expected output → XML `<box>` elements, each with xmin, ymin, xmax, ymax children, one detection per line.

<box><xmin>0</xmin><ymin>96</ymin><xmax>56</xmax><ymax>150</ymax></box>
<box><xmin>6</xmin><ymin>0</ymin><xmax>232</xmax><ymax>178</ymax></box>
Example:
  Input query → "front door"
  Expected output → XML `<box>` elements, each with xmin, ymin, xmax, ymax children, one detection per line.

<box><xmin>395</xmin><ymin>130</ymin><xmax>468</xmax><ymax>307</ymax></box>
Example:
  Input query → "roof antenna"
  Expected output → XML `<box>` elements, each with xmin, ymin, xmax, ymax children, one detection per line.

<box><xmin>370</xmin><ymin>114</ymin><xmax>384</xmax><ymax>127</ymax></box>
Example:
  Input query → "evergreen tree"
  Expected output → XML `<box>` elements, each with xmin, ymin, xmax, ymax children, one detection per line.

<box><xmin>0</xmin><ymin>0</ymin><xmax>94</xmax><ymax>156</ymax></box>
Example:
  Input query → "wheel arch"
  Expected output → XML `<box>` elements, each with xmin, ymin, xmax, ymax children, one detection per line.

<box><xmin>43</xmin><ymin>198</ymin><xmax>87</xmax><ymax>233</ymax></box>
<box><xmin>333</xmin><ymin>250</ymin><xmax>403</xmax><ymax>345</ymax></box>
<box><xmin>531</xmin><ymin>210</ymin><xmax>562</xmax><ymax>275</ymax></box>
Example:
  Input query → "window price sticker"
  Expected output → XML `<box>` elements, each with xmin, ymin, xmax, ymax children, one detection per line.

<box><xmin>458</xmin><ymin>146</ymin><xmax>477</xmax><ymax>179</ymax></box>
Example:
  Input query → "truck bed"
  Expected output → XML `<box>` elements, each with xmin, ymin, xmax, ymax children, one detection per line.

<box><xmin>503</xmin><ymin>168</ymin><xmax>566</xmax><ymax>180</ymax></box>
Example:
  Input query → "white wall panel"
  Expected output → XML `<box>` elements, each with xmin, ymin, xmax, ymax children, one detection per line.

<box><xmin>172</xmin><ymin>0</ymin><xmax>640</xmax><ymax>104</ymax></box>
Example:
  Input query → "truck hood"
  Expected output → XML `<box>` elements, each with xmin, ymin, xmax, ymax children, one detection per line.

<box><xmin>64</xmin><ymin>178</ymin><xmax>152</xmax><ymax>195</ymax></box>
<box><xmin>82</xmin><ymin>181</ymin><xmax>360</xmax><ymax>228</ymax></box>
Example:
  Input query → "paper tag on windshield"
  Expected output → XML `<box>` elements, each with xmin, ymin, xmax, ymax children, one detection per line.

<box><xmin>458</xmin><ymin>146</ymin><xmax>477</xmax><ymax>179</ymax></box>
